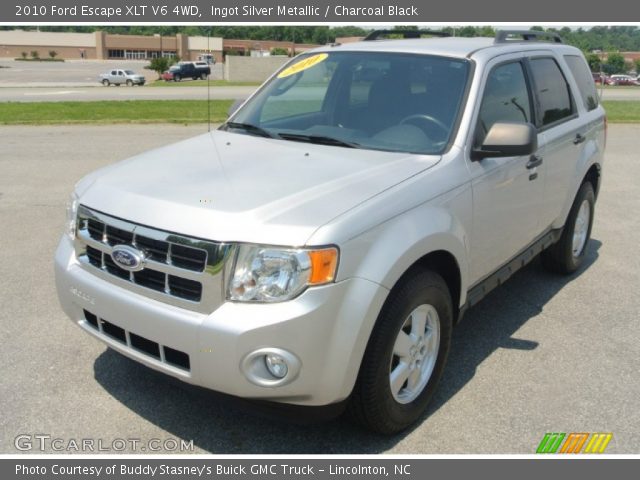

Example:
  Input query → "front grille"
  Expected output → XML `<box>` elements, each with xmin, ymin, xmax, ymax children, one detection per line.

<box><xmin>86</xmin><ymin>216</ymin><xmax>206</xmax><ymax>272</ymax></box>
<box><xmin>74</xmin><ymin>205</ymin><xmax>231</xmax><ymax>314</ymax></box>
<box><xmin>83</xmin><ymin>310</ymin><xmax>190</xmax><ymax>371</ymax></box>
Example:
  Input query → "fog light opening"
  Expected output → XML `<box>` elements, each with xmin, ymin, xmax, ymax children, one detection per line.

<box><xmin>241</xmin><ymin>347</ymin><xmax>301</xmax><ymax>387</ymax></box>
<box><xmin>264</xmin><ymin>354</ymin><xmax>288</xmax><ymax>379</ymax></box>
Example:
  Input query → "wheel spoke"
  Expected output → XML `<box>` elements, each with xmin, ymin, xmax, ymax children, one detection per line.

<box><xmin>390</xmin><ymin>362</ymin><xmax>410</xmax><ymax>396</ymax></box>
<box><xmin>393</xmin><ymin>331</ymin><xmax>413</xmax><ymax>358</ymax></box>
<box><xmin>407</xmin><ymin>368</ymin><xmax>421</xmax><ymax>391</ymax></box>
<box><xmin>410</xmin><ymin>309</ymin><xmax>427</xmax><ymax>337</ymax></box>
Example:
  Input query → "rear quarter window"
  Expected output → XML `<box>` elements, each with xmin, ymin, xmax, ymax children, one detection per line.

<box><xmin>564</xmin><ymin>55</ymin><xmax>599</xmax><ymax>111</ymax></box>
<box><xmin>529</xmin><ymin>57</ymin><xmax>574</xmax><ymax>127</ymax></box>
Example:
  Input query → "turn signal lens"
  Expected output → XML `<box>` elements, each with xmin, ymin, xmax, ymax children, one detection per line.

<box><xmin>308</xmin><ymin>248</ymin><xmax>339</xmax><ymax>285</ymax></box>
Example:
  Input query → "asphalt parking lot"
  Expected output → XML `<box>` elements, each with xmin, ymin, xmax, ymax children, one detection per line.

<box><xmin>1</xmin><ymin>124</ymin><xmax>639</xmax><ymax>454</ymax></box>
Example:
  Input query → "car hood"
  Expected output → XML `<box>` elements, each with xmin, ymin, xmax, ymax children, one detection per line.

<box><xmin>77</xmin><ymin>131</ymin><xmax>441</xmax><ymax>246</ymax></box>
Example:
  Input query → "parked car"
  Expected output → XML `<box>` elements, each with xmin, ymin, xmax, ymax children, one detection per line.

<box><xmin>57</xmin><ymin>30</ymin><xmax>605</xmax><ymax>434</ymax></box>
<box><xmin>167</xmin><ymin>62</ymin><xmax>210</xmax><ymax>81</ymax></box>
<box><xmin>99</xmin><ymin>69</ymin><xmax>145</xmax><ymax>86</ymax></box>
<box><xmin>592</xmin><ymin>72</ymin><xmax>615</xmax><ymax>85</ymax></box>
<box><xmin>609</xmin><ymin>74</ymin><xmax>639</xmax><ymax>86</ymax></box>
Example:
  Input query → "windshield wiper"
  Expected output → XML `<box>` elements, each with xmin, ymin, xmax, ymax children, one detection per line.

<box><xmin>222</xmin><ymin>122</ymin><xmax>278</xmax><ymax>139</ymax></box>
<box><xmin>278</xmin><ymin>133</ymin><xmax>361</xmax><ymax>149</ymax></box>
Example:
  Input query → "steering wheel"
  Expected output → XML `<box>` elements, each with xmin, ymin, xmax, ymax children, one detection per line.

<box><xmin>399</xmin><ymin>114</ymin><xmax>449</xmax><ymax>140</ymax></box>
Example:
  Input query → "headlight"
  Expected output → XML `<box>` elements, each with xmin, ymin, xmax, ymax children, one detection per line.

<box><xmin>228</xmin><ymin>245</ymin><xmax>338</xmax><ymax>303</ymax></box>
<box><xmin>65</xmin><ymin>192</ymin><xmax>79</xmax><ymax>239</ymax></box>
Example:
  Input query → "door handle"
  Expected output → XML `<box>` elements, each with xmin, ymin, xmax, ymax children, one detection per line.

<box><xmin>526</xmin><ymin>154</ymin><xmax>543</xmax><ymax>170</ymax></box>
<box><xmin>573</xmin><ymin>133</ymin><xmax>586</xmax><ymax>145</ymax></box>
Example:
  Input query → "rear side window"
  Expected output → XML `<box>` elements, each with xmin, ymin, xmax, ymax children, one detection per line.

<box><xmin>564</xmin><ymin>55</ymin><xmax>599</xmax><ymax>111</ymax></box>
<box><xmin>476</xmin><ymin>61</ymin><xmax>532</xmax><ymax>146</ymax></box>
<box><xmin>529</xmin><ymin>58</ymin><xmax>573</xmax><ymax>126</ymax></box>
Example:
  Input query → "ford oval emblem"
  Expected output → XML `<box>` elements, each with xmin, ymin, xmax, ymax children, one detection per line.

<box><xmin>110</xmin><ymin>245</ymin><xmax>145</xmax><ymax>272</ymax></box>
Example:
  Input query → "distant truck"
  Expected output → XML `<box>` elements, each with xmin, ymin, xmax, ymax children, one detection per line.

<box><xmin>99</xmin><ymin>69</ymin><xmax>145</xmax><ymax>86</ymax></box>
<box><xmin>164</xmin><ymin>62</ymin><xmax>210</xmax><ymax>82</ymax></box>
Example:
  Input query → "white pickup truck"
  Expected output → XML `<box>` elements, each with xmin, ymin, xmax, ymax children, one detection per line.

<box><xmin>99</xmin><ymin>69</ymin><xmax>145</xmax><ymax>86</ymax></box>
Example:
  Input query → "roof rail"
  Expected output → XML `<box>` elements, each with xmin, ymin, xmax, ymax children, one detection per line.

<box><xmin>364</xmin><ymin>29</ymin><xmax>451</xmax><ymax>41</ymax></box>
<box><xmin>495</xmin><ymin>30</ymin><xmax>563</xmax><ymax>44</ymax></box>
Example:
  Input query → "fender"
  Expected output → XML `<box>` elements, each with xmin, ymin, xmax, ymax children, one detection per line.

<box><xmin>328</xmin><ymin>202</ymin><xmax>471</xmax><ymax>399</ymax></box>
<box><xmin>553</xmin><ymin>114</ymin><xmax>605</xmax><ymax>229</ymax></box>
<box><xmin>336</xmin><ymin>201</ymin><xmax>471</xmax><ymax>308</ymax></box>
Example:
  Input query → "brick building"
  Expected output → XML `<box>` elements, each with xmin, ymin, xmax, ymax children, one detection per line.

<box><xmin>0</xmin><ymin>30</ymin><xmax>318</xmax><ymax>63</ymax></box>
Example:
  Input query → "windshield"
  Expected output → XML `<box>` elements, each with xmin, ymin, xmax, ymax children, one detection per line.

<box><xmin>227</xmin><ymin>51</ymin><xmax>470</xmax><ymax>154</ymax></box>
<box><xmin>125</xmin><ymin>70</ymin><xmax>135</xmax><ymax>75</ymax></box>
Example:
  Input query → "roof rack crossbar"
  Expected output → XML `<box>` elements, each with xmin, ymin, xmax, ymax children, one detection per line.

<box><xmin>364</xmin><ymin>29</ymin><xmax>451</xmax><ymax>41</ymax></box>
<box><xmin>495</xmin><ymin>30</ymin><xmax>563</xmax><ymax>44</ymax></box>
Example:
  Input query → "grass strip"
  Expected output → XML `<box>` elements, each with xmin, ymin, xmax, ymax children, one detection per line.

<box><xmin>0</xmin><ymin>100</ymin><xmax>233</xmax><ymax>125</ymax></box>
<box><xmin>146</xmin><ymin>80</ymin><xmax>260</xmax><ymax>87</ymax></box>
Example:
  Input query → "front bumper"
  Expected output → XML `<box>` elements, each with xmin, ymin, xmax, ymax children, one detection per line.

<box><xmin>54</xmin><ymin>236</ymin><xmax>388</xmax><ymax>406</ymax></box>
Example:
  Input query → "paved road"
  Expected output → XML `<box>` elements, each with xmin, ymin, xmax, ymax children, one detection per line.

<box><xmin>0</xmin><ymin>85</ymin><xmax>257</xmax><ymax>102</ymax></box>
<box><xmin>0</xmin><ymin>84</ymin><xmax>637</xmax><ymax>103</ymax></box>
<box><xmin>1</xmin><ymin>124</ymin><xmax>638</xmax><ymax>454</ymax></box>
<box><xmin>599</xmin><ymin>87</ymin><xmax>640</xmax><ymax>101</ymax></box>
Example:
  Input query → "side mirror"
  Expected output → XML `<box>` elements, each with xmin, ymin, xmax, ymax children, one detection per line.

<box><xmin>472</xmin><ymin>122</ymin><xmax>537</xmax><ymax>161</ymax></box>
<box><xmin>227</xmin><ymin>98</ymin><xmax>247</xmax><ymax>117</ymax></box>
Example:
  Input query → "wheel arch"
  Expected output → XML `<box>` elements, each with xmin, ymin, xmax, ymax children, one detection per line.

<box><xmin>413</xmin><ymin>250</ymin><xmax>463</xmax><ymax>324</ymax></box>
<box><xmin>583</xmin><ymin>162</ymin><xmax>601</xmax><ymax>199</ymax></box>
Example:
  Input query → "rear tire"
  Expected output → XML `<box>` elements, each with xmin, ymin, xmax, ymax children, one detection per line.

<box><xmin>542</xmin><ymin>181</ymin><xmax>595</xmax><ymax>274</ymax></box>
<box><xmin>348</xmin><ymin>268</ymin><xmax>453</xmax><ymax>434</ymax></box>
<box><xmin>102</xmin><ymin>79</ymin><xmax>109</xmax><ymax>86</ymax></box>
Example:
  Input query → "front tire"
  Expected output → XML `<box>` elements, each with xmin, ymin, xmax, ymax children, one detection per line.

<box><xmin>126</xmin><ymin>79</ymin><xmax>133</xmax><ymax>87</ymax></box>
<box><xmin>174</xmin><ymin>74</ymin><xmax>181</xmax><ymax>82</ymax></box>
<box><xmin>102</xmin><ymin>79</ymin><xmax>109</xmax><ymax>86</ymax></box>
<box><xmin>542</xmin><ymin>181</ymin><xmax>595</xmax><ymax>274</ymax></box>
<box><xmin>348</xmin><ymin>268</ymin><xmax>453</xmax><ymax>434</ymax></box>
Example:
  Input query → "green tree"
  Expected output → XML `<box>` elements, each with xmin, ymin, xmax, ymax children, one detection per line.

<box><xmin>20</xmin><ymin>51</ymin><xmax>27</xmax><ymax>59</ymax></box>
<box><xmin>329</xmin><ymin>26</ymin><xmax>368</xmax><ymax>41</ymax></box>
<box><xmin>270</xmin><ymin>47</ymin><xmax>289</xmax><ymax>56</ymax></box>
<box><xmin>30</xmin><ymin>50</ymin><xmax>39</xmax><ymax>59</ymax></box>
<box><xmin>477</xmin><ymin>26</ymin><xmax>496</xmax><ymax>38</ymax></box>
<box><xmin>604</xmin><ymin>52</ymin><xmax>626</xmax><ymax>74</ymax></box>
<box><xmin>48</xmin><ymin>50</ymin><xmax>58</xmax><ymax>59</ymax></box>
<box><xmin>145</xmin><ymin>57</ymin><xmax>170</xmax><ymax>79</ymax></box>
<box><xmin>586</xmin><ymin>53</ymin><xmax>602</xmax><ymax>72</ymax></box>
<box><xmin>634</xmin><ymin>58</ymin><xmax>640</xmax><ymax>73</ymax></box>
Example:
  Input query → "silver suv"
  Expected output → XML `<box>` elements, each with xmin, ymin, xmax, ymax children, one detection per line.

<box><xmin>56</xmin><ymin>30</ymin><xmax>605</xmax><ymax>433</ymax></box>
